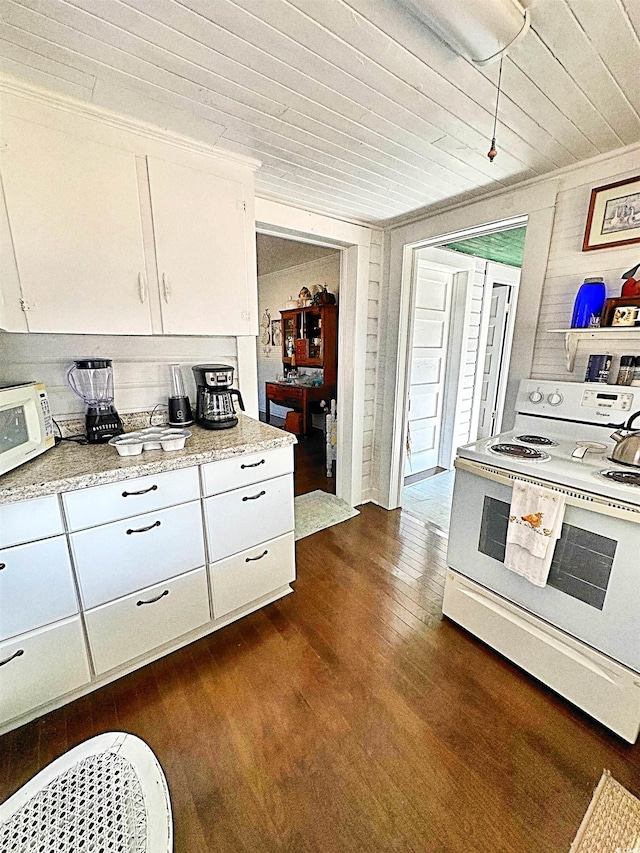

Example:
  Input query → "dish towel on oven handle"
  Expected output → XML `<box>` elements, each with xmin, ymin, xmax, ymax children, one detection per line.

<box><xmin>504</xmin><ymin>480</ymin><xmax>566</xmax><ymax>586</ymax></box>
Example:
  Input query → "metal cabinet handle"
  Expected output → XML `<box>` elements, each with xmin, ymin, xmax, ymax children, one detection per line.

<box><xmin>0</xmin><ymin>649</ymin><xmax>24</xmax><ymax>667</ymax></box>
<box><xmin>241</xmin><ymin>459</ymin><xmax>265</xmax><ymax>469</ymax></box>
<box><xmin>126</xmin><ymin>520</ymin><xmax>161</xmax><ymax>535</ymax></box>
<box><xmin>122</xmin><ymin>484</ymin><xmax>158</xmax><ymax>497</ymax></box>
<box><xmin>138</xmin><ymin>272</ymin><xmax>147</xmax><ymax>303</ymax></box>
<box><xmin>0</xmin><ymin>563</ymin><xmax>5</xmax><ymax>570</ymax></box>
<box><xmin>136</xmin><ymin>589</ymin><xmax>169</xmax><ymax>606</ymax></box>
<box><xmin>245</xmin><ymin>550</ymin><xmax>268</xmax><ymax>562</ymax></box>
<box><xmin>242</xmin><ymin>490</ymin><xmax>266</xmax><ymax>502</ymax></box>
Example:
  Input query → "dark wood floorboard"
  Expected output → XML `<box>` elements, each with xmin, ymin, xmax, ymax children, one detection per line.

<box><xmin>259</xmin><ymin>413</ymin><xmax>336</xmax><ymax>496</ymax></box>
<box><xmin>2</xmin><ymin>503</ymin><xmax>639</xmax><ymax>852</ymax></box>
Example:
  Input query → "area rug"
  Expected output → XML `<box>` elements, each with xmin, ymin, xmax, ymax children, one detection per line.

<box><xmin>294</xmin><ymin>490</ymin><xmax>360</xmax><ymax>540</ymax></box>
<box><xmin>569</xmin><ymin>770</ymin><xmax>640</xmax><ymax>853</ymax></box>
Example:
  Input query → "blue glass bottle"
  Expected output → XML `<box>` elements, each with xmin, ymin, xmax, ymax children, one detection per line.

<box><xmin>571</xmin><ymin>277</ymin><xmax>606</xmax><ymax>328</ymax></box>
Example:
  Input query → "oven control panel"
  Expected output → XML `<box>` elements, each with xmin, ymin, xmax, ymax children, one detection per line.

<box><xmin>581</xmin><ymin>390</ymin><xmax>634</xmax><ymax>411</ymax></box>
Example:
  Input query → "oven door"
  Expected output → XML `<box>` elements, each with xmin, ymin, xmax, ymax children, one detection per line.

<box><xmin>447</xmin><ymin>462</ymin><xmax>640</xmax><ymax>673</ymax></box>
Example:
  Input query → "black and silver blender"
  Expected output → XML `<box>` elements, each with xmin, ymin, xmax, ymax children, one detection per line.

<box><xmin>66</xmin><ymin>358</ymin><xmax>124</xmax><ymax>443</ymax></box>
<box><xmin>192</xmin><ymin>364</ymin><xmax>244</xmax><ymax>429</ymax></box>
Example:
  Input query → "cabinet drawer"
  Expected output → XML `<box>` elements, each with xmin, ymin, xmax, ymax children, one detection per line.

<box><xmin>70</xmin><ymin>500</ymin><xmax>205</xmax><ymax>609</ymax></box>
<box><xmin>85</xmin><ymin>567</ymin><xmax>210</xmax><ymax>675</ymax></box>
<box><xmin>62</xmin><ymin>466</ymin><xmax>200</xmax><ymax>531</ymax></box>
<box><xmin>267</xmin><ymin>383</ymin><xmax>304</xmax><ymax>404</ymax></box>
<box><xmin>0</xmin><ymin>535</ymin><xmax>78</xmax><ymax>641</ymax></box>
<box><xmin>201</xmin><ymin>446</ymin><xmax>293</xmax><ymax>497</ymax></box>
<box><xmin>0</xmin><ymin>616</ymin><xmax>91</xmax><ymax>725</ymax></box>
<box><xmin>0</xmin><ymin>495</ymin><xmax>63</xmax><ymax>548</ymax></box>
<box><xmin>210</xmin><ymin>532</ymin><xmax>295</xmax><ymax>619</ymax></box>
<box><xmin>204</xmin><ymin>474</ymin><xmax>294</xmax><ymax>562</ymax></box>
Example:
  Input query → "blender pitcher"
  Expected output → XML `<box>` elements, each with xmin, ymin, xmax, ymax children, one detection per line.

<box><xmin>66</xmin><ymin>358</ymin><xmax>124</xmax><ymax>443</ymax></box>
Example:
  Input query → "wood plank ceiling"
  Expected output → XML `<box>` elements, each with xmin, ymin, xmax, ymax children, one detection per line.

<box><xmin>1</xmin><ymin>0</ymin><xmax>639</xmax><ymax>226</ymax></box>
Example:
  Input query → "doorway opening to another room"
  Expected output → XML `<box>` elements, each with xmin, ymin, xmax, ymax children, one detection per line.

<box><xmin>255</xmin><ymin>234</ymin><xmax>341</xmax><ymax>497</ymax></box>
<box><xmin>401</xmin><ymin>222</ymin><xmax>526</xmax><ymax>530</ymax></box>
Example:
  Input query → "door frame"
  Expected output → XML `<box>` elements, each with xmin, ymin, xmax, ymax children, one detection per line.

<box><xmin>388</xmin><ymin>216</ymin><xmax>530</xmax><ymax>511</ymax></box>
<box><xmin>250</xmin><ymin>198</ymin><xmax>372</xmax><ymax>508</ymax></box>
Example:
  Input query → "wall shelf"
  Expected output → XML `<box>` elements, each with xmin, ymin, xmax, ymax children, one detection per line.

<box><xmin>548</xmin><ymin>328</ymin><xmax>640</xmax><ymax>372</ymax></box>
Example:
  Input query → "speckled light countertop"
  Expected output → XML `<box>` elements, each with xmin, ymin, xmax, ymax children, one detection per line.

<box><xmin>0</xmin><ymin>415</ymin><xmax>296</xmax><ymax>506</ymax></box>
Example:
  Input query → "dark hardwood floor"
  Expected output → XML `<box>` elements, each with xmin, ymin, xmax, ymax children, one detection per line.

<box><xmin>2</xmin><ymin>505</ymin><xmax>640</xmax><ymax>852</ymax></box>
<box><xmin>260</xmin><ymin>413</ymin><xmax>336</xmax><ymax>496</ymax></box>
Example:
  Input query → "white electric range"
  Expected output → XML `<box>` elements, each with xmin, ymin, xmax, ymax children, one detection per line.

<box><xmin>444</xmin><ymin>379</ymin><xmax>640</xmax><ymax>742</ymax></box>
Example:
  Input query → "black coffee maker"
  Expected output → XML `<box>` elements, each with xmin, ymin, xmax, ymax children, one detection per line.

<box><xmin>192</xmin><ymin>364</ymin><xmax>244</xmax><ymax>429</ymax></box>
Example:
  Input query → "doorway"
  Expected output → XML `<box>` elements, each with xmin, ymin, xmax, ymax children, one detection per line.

<box><xmin>255</xmin><ymin>233</ymin><xmax>341</xmax><ymax>496</ymax></box>
<box><xmin>401</xmin><ymin>224</ymin><xmax>525</xmax><ymax>530</ymax></box>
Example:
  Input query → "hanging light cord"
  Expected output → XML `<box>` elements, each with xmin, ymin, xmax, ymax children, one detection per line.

<box><xmin>488</xmin><ymin>55</ymin><xmax>504</xmax><ymax>162</ymax></box>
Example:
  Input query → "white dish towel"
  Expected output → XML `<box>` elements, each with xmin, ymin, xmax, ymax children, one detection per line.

<box><xmin>504</xmin><ymin>480</ymin><xmax>566</xmax><ymax>587</ymax></box>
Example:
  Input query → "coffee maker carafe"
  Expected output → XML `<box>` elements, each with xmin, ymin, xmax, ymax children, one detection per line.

<box><xmin>192</xmin><ymin>364</ymin><xmax>244</xmax><ymax>430</ymax></box>
<box><xmin>66</xmin><ymin>358</ymin><xmax>124</xmax><ymax>443</ymax></box>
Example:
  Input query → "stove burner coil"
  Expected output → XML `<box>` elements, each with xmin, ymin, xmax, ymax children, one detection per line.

<box><xmin>516</xmin><ymin>434</ymin><xmax>557</xmax><ymax>447</ymax></box>
<box><xmin>600</xmin><ymin>470</ymin><xmax>640</xmax><ymax>486</ymax></box>
<box><xmin>490</xmin><ymin>443</ymin><xmax>548</xmax><ymax>460</ymax></box>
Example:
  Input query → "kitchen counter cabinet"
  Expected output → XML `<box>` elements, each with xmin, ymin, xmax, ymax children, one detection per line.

<box><xmin>0</xmin><ymin>418</ymin><xmax>296</xmax><ymax>735</ymax></box>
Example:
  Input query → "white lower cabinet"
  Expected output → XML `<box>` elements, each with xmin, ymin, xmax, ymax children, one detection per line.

<box><xmin>210</xmin><ymin>532</ymin><xmax>295</xmax><ymax>619</ymax></box>
<box><xmin>70</xmin><ymin>500</ymin><xmax>205</xmax><ymax>609</ymax></box>
<box><xmin>204</xmin><ymin>473</ymin><xmax>295</xmax><ymax>562</ymax></box>
<box><xmin>85</xmin><ymin>567</ymin><xmax>210</xmax><ymax>675</ymax></box>
<box><xmin>0</xmin><ymin>616</ymin><xmax>91</xmax><ymax>724</ymax></box>
<box><xmin>0</xmin><ymin>535</ymin><xmax>78</xmax><ymax>641</ymax></box>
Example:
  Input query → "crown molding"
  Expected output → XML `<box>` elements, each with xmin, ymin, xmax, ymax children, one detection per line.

<box><xmin>0</xmin><ymin>73</ymin><xmax>261</xmax><ymax>171</ymax></box>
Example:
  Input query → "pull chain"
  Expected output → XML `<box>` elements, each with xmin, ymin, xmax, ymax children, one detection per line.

<box><xmin>488</xmin><ymin>55</ymin><xmax>504</xmax><ymax>162</ymax></box>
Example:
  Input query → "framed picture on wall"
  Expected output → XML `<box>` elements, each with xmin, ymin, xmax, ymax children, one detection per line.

<box><xmin>270</xmin><ymin>319</ymin><xmax>282</xmax><ymax>347</ymax></box>
<box><xmin>582</xmin><ymin>175</ymin><xmax>640</xmax><ymax>251</ymax></box>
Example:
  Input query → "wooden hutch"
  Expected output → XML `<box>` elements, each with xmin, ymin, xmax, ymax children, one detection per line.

<box><xmin>265</xmin><ymin>304</ymin><xmax>338</xmax><ymax>436</ymax></box>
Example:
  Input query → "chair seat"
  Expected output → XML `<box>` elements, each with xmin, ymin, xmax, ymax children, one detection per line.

<box><xmin>0</xmin><ymin>732</ymin><xmax>172</xmax><ymax>852</ymax></box>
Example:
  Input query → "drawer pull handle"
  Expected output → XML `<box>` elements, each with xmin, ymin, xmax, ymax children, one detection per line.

<box><xmin>0</xmin><ymin>649</ymin><xmax>24</xmax><ymax>667</ymax></box>
<box><xmin>241</xmin><ymin>459</ymin><xmax>265</xmax><ymax>469</ymax></box>
<box><xmin>136</xmin><ymin>589</ymin><xmax>169</xmax><ymax>606</ymax></box>
<box><xmin>0</xmin><ymin>563</ymin><xmax>5</xmax><ymax>570</ymax></box>
<box><xmin>242</xmin><ymin>490</ymin><xmax>266</xmax><ymax>502</ymax></box>
<box><xmin>127</xmin><ymin>520</ymin><xmax>161</xmax><ymax>535</ymax></box>
<box><xmin>246</xmin><ymin>550</ymin><xmax>268</xmax><ymax>562</ymax></box>
<box><xmin>122</xmin><ymin>484</ymin><xmax>158</xmax><ymax>497</ymax></box>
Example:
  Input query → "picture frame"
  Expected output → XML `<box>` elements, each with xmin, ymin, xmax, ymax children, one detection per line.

<box><xmin>582</xmin><ymin>175</ymin><xmax>640</xmax><ymax>251</ymax></box>
<box><xmin>601</xmin><ymin>296</ymin><xmax>640</xmax><ymax>327</ymax></box>
<box><xmin>270</xmin><ymin>318</ymin><xmax>282</xmax><ymax>347</ymax></box>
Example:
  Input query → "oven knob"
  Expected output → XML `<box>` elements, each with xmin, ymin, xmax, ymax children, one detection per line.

<box><xmin>528</xmin><ymin>389</ymin><xmax>544</xmax><ymax>403</ymax></box>
<box><xmin>547</xmin><ymin>392</ymin><xmax>563</xmax><ymax>406</ymax></box>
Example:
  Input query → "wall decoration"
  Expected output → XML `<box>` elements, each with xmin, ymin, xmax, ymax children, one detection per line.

<box><xmin>270</xmin><ymin>319</ymin><xmax>282</xmax><ymax>348</ymax></box>
<box><xmin>601</xmin><ymin>296</ymin><xmax>640</xmax><ymax>327</ymax></box>
<box><xmin>583</xmin><ymin>175</ymin><xmax>640</xmax><ymax>251</ymax></box>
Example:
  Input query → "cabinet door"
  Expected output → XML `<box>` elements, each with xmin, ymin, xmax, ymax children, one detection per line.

<box><xmin>147</xmin><ymin>156</ymin><xmax>252</xmax><ymax>336</ymax></box>
<box><xmin>1</xmin><ymin>116</ymin><xmax>151</xmax><ymax>334</ymax></box>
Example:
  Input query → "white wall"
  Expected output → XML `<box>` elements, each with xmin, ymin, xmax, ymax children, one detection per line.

<box><xmin>0</xmin><ymin>331</ymin><xmax>237</xmax><ymax>419</ymax></box>
<box><xmin>531</xmin><ymin>153</ymin><xmax>640</xmax><ymax>383</ymax></box>
<box><xmin>372</xmin><ymin>139</ymin><xmax>640</xmax><ymax>508</ymax></box>
<box><xmin>256</xmin><ymin>253</ymin><xmax>340</xmax><ymax>418</ymax></box>
<box><xmin>361</xmin><ymin>230</ymin><xmax>383</xmax><ymax>502</ymax></box>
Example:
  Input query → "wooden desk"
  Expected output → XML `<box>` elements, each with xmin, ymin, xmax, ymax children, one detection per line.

<box><xmin>265</xmin><ymin>382</ymin><xmax>335</xmax><ymax>436</ymax></box>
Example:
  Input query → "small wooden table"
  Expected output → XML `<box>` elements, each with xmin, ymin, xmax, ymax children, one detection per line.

<box><xmin>265</xmin><ymin>382</ymin><xmax>335</xmax><ymax>436</ymax></box>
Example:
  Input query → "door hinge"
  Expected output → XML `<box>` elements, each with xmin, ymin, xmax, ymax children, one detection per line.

<box><xmin>20</xmin><ymin>298</ymin><xmax>37</xmax><ymax>312</ymax></box>
<box><xmin>237</xmin><ymin>200</ymin><xmax>246</xmax><ymax>212</ymax></box>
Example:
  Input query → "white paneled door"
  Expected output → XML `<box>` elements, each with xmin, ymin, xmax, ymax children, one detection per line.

<box><xmin>405</xmin><ymin>259</ymin><xmax>453</xmax><ymax>477</ymax></box>
<box><xmin>477</xmin><ymin>262</ymin><xmax>520</xmax><ymax>440</ymax></box>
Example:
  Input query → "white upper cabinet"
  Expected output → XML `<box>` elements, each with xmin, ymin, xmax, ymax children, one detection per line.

<box><xmin>1</xmin><ymin>116</ymin><xmax>152</xmax><ymax>335</ymax></box>
<box><xmin>147</xmin><ymin>156</ymin><xmax>252</xmax><ymax>336</ymax></box>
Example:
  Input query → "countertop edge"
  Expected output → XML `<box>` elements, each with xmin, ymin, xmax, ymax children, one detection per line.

<box><xmin>0</xmin><ymin>429</ymin><xmax>296</xmax><ymax>506</ymax></box>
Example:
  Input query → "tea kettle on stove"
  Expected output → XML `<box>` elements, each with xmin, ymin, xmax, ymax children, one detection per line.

<box><xmin>609</xmin><ymin>410</ymin><xmax>640</xmax><ymax>467</ymax></box>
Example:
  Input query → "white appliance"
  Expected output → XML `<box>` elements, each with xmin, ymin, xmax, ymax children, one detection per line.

<box><xmin>444</xmin><ymin>379</ymin><xmax>640</xmax><ymax>742</ymax></box>
<box><xmin>0</xmin><ymin>382</ymin><xmax>55</xmax><ymax>477</ymax></box>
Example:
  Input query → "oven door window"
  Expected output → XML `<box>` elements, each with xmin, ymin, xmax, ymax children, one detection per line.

<box><xmin>0</xmin><ymin>405</ymin><xmax>29</xmax><ymax>453</ymax></box>
<box><xmin>478</xmin><ymin>495</ymin><xmax>615</xmax><ymax>610</ymax></box>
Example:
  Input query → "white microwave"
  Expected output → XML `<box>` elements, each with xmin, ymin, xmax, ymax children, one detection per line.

<box><xmin>0</xmin><ymin>383</ymin><xmax>55</xmax><ymax>477</ymax></box>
